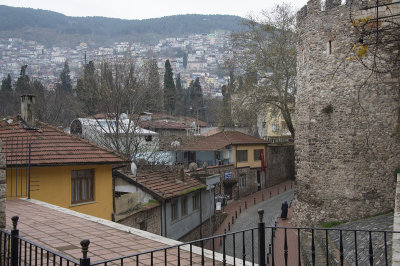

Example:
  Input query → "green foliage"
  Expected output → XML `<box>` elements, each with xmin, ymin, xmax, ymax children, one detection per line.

<box><xmin>0</xmin><ymin>6</ymin><xmax>243</xmax><ymax>46</ymax></box>
<box><xmin>14</xmin><ymin>65</ymin><xmax>30</xmax><ymax>94</ymax></box>
<box><xmin>1</xmin><ymin>74</ymin><xmax>12</xmax><ymax>92</ymax></box>
<box><xmin>59</xmin><ymin>61</ymin><xmax>72</xmax><ymax>93</ymax></box>
<box><xmin>142</xmin><ymin>58</ymin><xmax>163</xmax><ymax>112</ymax></box>
<box><xmin>163</xmin><ymin>60</ymin><xmax>176</xmax><ymax>115</ymax></box>
<box><xmin>320</xmin><ymin>221</ymin><xmax>346</xmax><ymax>228</ymax></box>
<box><xmin>76</xmin><ymin>61</ymin><xmax>99</xmax><ymax>115</ymax></box>
<box><xmin>174</xmin><ymin>73</ymin><xmax>187</xmax><ymax>116</ymax></box>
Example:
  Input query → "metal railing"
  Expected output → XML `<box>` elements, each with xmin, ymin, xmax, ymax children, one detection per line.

<box><xmin>2</xmin><ymin>213</ymin><xmax>398</xmax><ymax>265</ymax></box>
<box><xmin>1</xmin><ymin>216</ymin><xmax>79</xmax><ymax>266</ymax></box>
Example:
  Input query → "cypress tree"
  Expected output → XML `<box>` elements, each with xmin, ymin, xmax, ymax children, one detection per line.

<box><xmin>1</xmin><ymin>74</ymin><xmax>12</xmax><ymax>92</ymax></box>
<box><xmin>163</xmin><ymin>60</ymin><xmax>176</xmax><ymax>114</ymax></box>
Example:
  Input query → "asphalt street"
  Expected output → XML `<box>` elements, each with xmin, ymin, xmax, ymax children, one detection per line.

<box><xmin>221</xmin><ymin>189</ymin><xmax>294</xmax><ymax>264</ymax></box>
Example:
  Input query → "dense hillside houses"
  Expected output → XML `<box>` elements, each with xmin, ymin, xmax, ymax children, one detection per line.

<box><xmin>0</xmin><ymin>31</ymin><xmax>233</xmax><ymax>97</ymax></box>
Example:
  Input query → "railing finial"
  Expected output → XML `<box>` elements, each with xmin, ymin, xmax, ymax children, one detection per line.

<box><xmin>258</xmin><ymin>209</ymin><xmax>264</xmax><ymax>223</ymax></box>
<box><xmin>80</xmin><ymin>239</ymin><xmax>90</xmax><ymax>259</ymax></box>
<box><xmin>11</xmin><ymin>216</ymin><xmax>19</xmax><ymax>230</ymax></box>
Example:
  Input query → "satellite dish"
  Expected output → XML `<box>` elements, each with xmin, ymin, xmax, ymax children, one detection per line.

<box><xmin>202</xmin><ymin>161</ymin><xmax>208</xmax><ymax>169</ymax></box>
<box><xmin>188</xmin><ymin>162</ymin><xmax>198</xmax><ymax>172</ymax></box>
<box><xmin>130</xmin><ymin>162</ymin><xmax>137</xmax><ymax>176</ymax></box>
<box><xmin>120</xmin><ymin>113</ymin><xmax>128</xmax><ymax>120</ymax></box>
<box><xmin>171</xmin><ymin>140</ymin><xmax>180</xmax><ymax>149</ymax></box>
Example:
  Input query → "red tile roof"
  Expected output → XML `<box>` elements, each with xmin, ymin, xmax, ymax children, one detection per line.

<box><xmin>179</xmin><ymin>131</ymin><xmax>269</xmax><ymax>151</ymax></box>
<box><xmin>0</xmin><ymin>116</ymin><xmax>128</xmax><ymax>166</ymax></box>
<box><xmin>116</xmin><ymin>168</ymin><xmax>205</xmax><ymax>200</ymax></box>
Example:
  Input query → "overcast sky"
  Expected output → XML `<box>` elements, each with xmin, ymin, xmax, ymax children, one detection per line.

<box><xmin>0</xmin><ymin>0</ymin><xmax>308</xmax><ymax>20</ymax></box>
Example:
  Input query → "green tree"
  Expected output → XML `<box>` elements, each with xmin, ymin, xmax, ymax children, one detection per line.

<box><xmin>174</xmin><ymin>73</ymin><xmax>187</xmax><ymax>116</ymax></box>
<box><xmin>76</xmin><ymin>61</ymin><xmax>99</xmax><ymax>115</ymax></box>
<box><xmin>189</xmin><ymin>77</ymin><xmax>204</xmax><ymax>119</ymax></box>
<box><xmin>15</xmin><ymin>65</ymin><xmax>31</xmax><ymax>94</ymax></box>
<box><xmin>1</xmin><ymin>74</ymin><xmax>12</xmax><ymax>92</ymax></box>
<box><xmin>143</xmin><ymin>58</ymin><xmax>163</xmax><ymax>112</ymax></box>
<box><xmin>60</xmin><ymin>61</ymin><xmax>72</xmax><ymax>93</ymax></box>
<box><xmin>163</xmin><ymin>59</ymin><xmax>176</xmax><ymax>115</ymax></box>
<box><xmin>231</xmin><ymin>4</ymin><xmax>296</xmax><ymax>138</ymax></box>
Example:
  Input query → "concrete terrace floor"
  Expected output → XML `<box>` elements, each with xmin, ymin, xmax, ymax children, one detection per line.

<box><xmin>5</xmin><ymin>199</ymin><xmax>236</xmax><ymax>265</ymax></box>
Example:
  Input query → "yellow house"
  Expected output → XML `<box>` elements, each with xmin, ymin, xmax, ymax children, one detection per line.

<box><xmin>0</xmin><ymin>96</ymin><xmax>127</xmax><ymax>220</ymax></box>
<box><xmin>263</xmin><ymin>105</ymin><xmax>294</xmax><ymax>143</ymax></box>
<box><xmin>178</xmin><ymin>131</ymin><xmax>268</xmax><ymax>199</ymax></box>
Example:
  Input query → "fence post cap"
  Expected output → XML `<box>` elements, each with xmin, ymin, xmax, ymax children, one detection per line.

<box><xmin>80</xmin><ymin>239</ymin><xmax>90</xmax><ymax>258</ymax></box>
<box><xmin>258</xmin><ymin>209</ymin><xmax>264</xmax><ymax>222</ymax></box>
<box><xmin>11</xmin><ymin>216</ymin><xmax>19</xmax><ymax>230</ymax></box>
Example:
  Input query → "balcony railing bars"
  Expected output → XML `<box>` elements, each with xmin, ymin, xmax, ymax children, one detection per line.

<box><xmin>1</xmin><ymin>213</ymin><xmax>399</xmax><ymax>266</ymax></box>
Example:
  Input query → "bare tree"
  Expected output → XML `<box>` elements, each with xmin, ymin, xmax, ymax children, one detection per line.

<box><xmin>230</xmin><ymin>4</ymin><xmax>296</xmax><ymax>138</ymax></box>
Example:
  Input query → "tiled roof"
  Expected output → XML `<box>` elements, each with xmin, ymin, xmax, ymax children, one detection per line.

<box><xmin>116</xmin><ymin>168</ymin><xmax>205</xmax><ymax>200</ymax></box>
<box><xmin>179</xmin><ymin>131</ymin><xmax>269</xmax><ymax>151</ymax></box>
<box><xmin>0</xmin><ymin>116</ymin><xmax>128</xmax><ymax>166</ymax></box>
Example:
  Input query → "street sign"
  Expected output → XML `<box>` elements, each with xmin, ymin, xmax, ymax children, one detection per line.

<box><xmin>224</xmin><ymin>172</ymin><xmax>232</xmax><ymax>180</ymax></box>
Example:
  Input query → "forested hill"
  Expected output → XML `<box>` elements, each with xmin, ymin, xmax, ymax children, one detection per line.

<box><xmin>0</xmin><ymin>5</ymin><xmax>244</xmax><ymax>47</ymax></box>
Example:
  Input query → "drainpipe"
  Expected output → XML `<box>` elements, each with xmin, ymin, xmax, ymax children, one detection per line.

<box><xmin>199</xmin><ymin>191</ymin><xmax>202</xmax><ymax>238</ymax></box>
<box><xmin>164</xmin><ymin>203</ymin><xmax>167</xmax><ymax>237</ymax></box>
<box><xmin>112</xmin><ymin>176</ymin><xmax>116</xmax><ymax>222</ymax></box>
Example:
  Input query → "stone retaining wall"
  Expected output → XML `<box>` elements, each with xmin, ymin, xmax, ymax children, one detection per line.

<box><xmin>293</xmin><ymin>0</ymin><xmax>400</xmax><ymax>226</ymax></box>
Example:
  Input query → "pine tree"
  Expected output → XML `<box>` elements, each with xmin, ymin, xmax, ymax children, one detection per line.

<box><xmin>189</xmin><ymin>77</ymin><xmax>204</xmax><ymax>119</ymax></box>
<box><xmin>76</xmin><ymin>61</ymin><xmax>99</xmax><ymax>115</ymax></box>
<box><xmin>60</xmin><ymin>61</ymin><xmax>72</xmax><ymax>93</ymax></box>
<box><xmin>15</xmin><ymin>65</ymin><xmax>31</xmax><ymax>94</ymax></box>
<box><xmin>143</xmin><ymin>58</ymin><xmax>163</xmax><ymax>112</ymax></box>
<box><xmin>163</xmin><ymin>60</ymin><xmax>176</xmax><ymax>114</ymax></box>
<box><xmin>1</xmin><ymin>74</ymin><xmax>12</xmax><ymax>92</ymax></box>
<box><xmin>174</xmin><ymin>73</ymin><xmax>186</xmax><ymax>115</ymax></box>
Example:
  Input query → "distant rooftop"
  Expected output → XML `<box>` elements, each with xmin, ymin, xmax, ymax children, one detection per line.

<box><xmin>179</xmin><ymin>131</ymin><xmax>269</xmax><ymax>151</ymax></box>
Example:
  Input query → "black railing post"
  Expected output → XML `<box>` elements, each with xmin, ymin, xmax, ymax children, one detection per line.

<box><xmin>80</xmin><ymin>239</ymin><xmax>90</xmax><ymax>266</ymax></box>
<box><xmin>28</xmin><ymin>143</ymin><xmax>31</xmax><ymax>199</ymax></box>
<box><xmin>258</xmin><ymin>209</ymin><xmax>266</xmax><ymax>266</ymax></box>
<box><xmin>11</xmin><ymin>216</ymin><xmax>19</xmax><ymax>266</ymax></box>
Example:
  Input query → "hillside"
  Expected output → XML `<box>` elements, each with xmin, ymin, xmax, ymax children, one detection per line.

<box><xmin>0</xmin><ymin>5</ymin><xmax>244</xmax><ymax>47</ymax></box>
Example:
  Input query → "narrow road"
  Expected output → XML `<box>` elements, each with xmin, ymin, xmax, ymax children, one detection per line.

<box><xmin>221</xmin><ymin>189</ymin><xmax>294</xmax><ymax>264</ymax></box>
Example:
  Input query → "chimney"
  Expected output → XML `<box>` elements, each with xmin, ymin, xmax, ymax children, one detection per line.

<box><xmin>21</xmin><ymin>95</ymin><xmax>37</xmax><ymax>129</ymax></box>
<box><xmin>178</xmin><ymin>165</ymin><xmax>185</xmax><ymax>182</ymax></box>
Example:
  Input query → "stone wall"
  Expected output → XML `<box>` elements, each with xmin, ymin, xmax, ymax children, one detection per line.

<box><xmin>0</xmin><ymin>140</ymin><xmax>5</xmax><ymax>228</ymax></box>
<box><xmin>266</xmin><ymin>144</ymin><xmax>295</xmax><ymax>185</ymax></box>
<box><xmin>293</xmin><ymin>0</ymin><xmax>400</xmax><ymax>226</ymax></box>
<box><xmin>178</xmin><ymin>212</ymin><xmax>227</xmax><ymax>242</ymax></box>
<box><xmin>118</xmin><ymin>205</ymin><xmax>161</xmax><ymax>235</ymax></box>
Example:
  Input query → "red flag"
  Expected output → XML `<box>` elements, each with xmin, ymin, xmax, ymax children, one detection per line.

<box><xmin>260</xmin><ymin>149</ymin><xmax>266</xmax><ymax>172</ymax></box>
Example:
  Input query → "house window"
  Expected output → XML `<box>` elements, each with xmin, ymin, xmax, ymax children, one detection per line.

<box><xmin>239</xmin><ymin>174</ymin><xmax>246</xmax><ymax>187</ymax></box>
<box><xmin>71</xmin><ymin>169</ymin><xmax>94</xmax><ymax>204</ymax></box>
<box><xmin>171</xmin><ymin>200</ymin><xmax>178</xmax><ymax>221</ymax></box>
<box><xmin>271</xmin><ymin>124</ymin><xmax>278</xmax><ymax>132</ymax></box>
<box><xmin>181</xmin><ymin>196</ymin><xmax>188</xmax><ymax>216</ymax></box>
<box><xmin>254</xmin><ymin>149</ymin><xmax>262</xmax><ymax>161</ymax></box>
<box><xmin>192</xmin><ymin>193</ymin><xmax>200</xmax><ymax>210</ymax></box>
<box><xmin>236</xmin><ymin>150</ymin><xmax>248</xmax><ymax>162</ymax></box>
<box><xmin>145</xmin><ymin>135</ymin><xmax>152</xmax><ymax>142</ymax></box>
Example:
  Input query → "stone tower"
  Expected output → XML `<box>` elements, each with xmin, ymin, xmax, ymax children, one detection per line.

<box><xmin>293</xmin><ymin>0</ymin><xmax>400</xmax><ymax>226</ymax></box>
